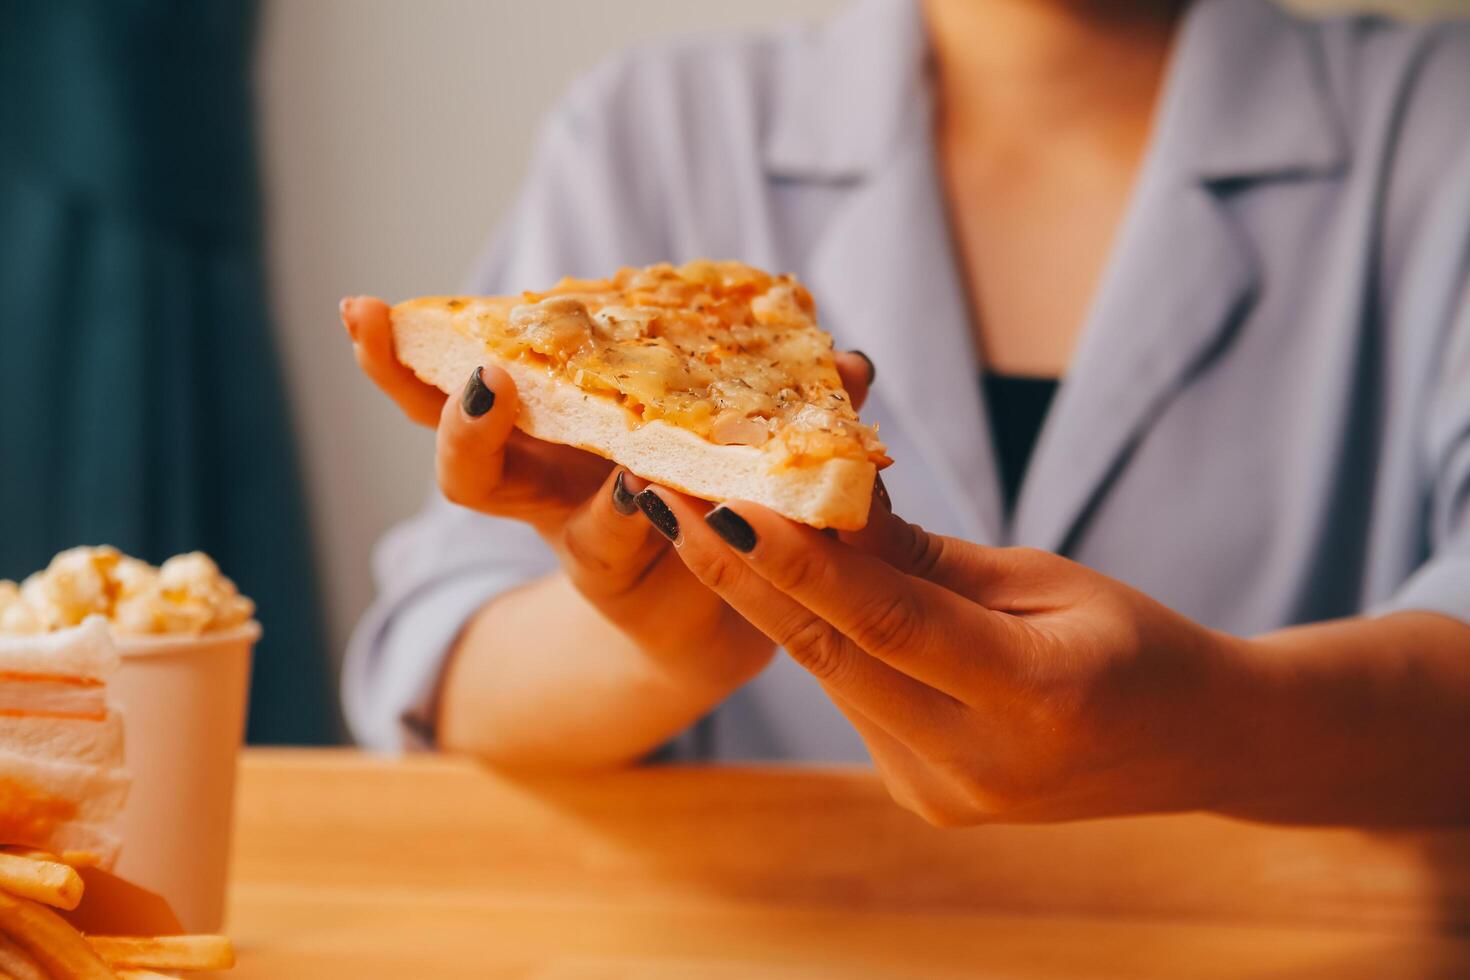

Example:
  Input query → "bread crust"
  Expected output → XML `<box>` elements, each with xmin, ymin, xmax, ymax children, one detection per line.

<box><xmin>392</xmin><ymin>299</ymin><xmax>876</xmax><ymax>529</ymax></box>
<box><xmin>0</xmin><ymin>712</ymin><xmax>124</xmax><ymax>768</ymax></box>
<box><xmin>0</xmin><ymin>620</ymin><xmax>117</xmax><ymax>681</ymax></box>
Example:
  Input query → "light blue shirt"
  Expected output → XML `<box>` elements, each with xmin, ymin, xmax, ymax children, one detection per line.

<box><xmin>343</xmin><ymin>0</ymin><xmax>1470</xmax><ymax>759</ymax></box>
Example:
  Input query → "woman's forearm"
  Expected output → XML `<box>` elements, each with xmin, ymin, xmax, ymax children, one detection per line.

<box><xmin>1221</xmin><ymin>611</ymin><xmax>1470</xmax><ymax>825</ymax></box>
<box><xmin>436</xmin><ymin>571</ymin><xmax>769</xmax><ymax>770</ymax></box>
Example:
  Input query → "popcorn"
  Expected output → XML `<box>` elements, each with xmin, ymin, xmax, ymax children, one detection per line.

<box><xmin>0</xmin><ymin>547</ymin><xmax>255</xmax><ymax>637</ymax></box>
<box><xmin>0</xmin><ymin>581</ymin><xmax>43</xmax><ymax>635</ymax></box>
<box><xmin>19</xmin><ymin>545</ymin><xmax>118</xmax><ymax>630</ymax></box>
<box><xmin>159</xmin><ymin>553</ymin><xmax>223</xmax><ymax>595</ymax></box>
<box><xmin>154</xmin><ymin>553</ymin><xmax>256</xmax><ymax>634</ymax></box>
<box><xmin>113</xmin><ymin>555</ymin><xmax>160</xmax><ymax>598</ymax></box>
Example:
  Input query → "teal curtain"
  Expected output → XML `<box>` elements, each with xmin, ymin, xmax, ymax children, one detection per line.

<box><xmin>0</xmin><ymin>0</ymin><xmax>334</xmax><ymax>743</ymax></box>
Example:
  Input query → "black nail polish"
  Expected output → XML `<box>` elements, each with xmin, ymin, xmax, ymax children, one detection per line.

<box><xmin>634</xmin><ymin>490</ymin><xmax>680</xmax><ymax>542</ymax></box>
<box><xmin>705</xmin><ymin>507</ymin><xmax>756</xmax><ymax>553</ymax></box>
<box><xmin>874</xmin><ymin>474</ymin><xmax>892</xmax><ymax>512</ymax></box>
<box><xmin>462</xmin><ymin>367</ymin><xmax>495</xmax><ymax>417</ymax></box>
<box><xmin>851</xmin><ymin>350</ymin><xmax>876</xmax><ymax>384</ymax></box>
<box><xmin>611</xmin><ymin>471</ymin><xmax>638</xmax><ymax>516</ymax></box>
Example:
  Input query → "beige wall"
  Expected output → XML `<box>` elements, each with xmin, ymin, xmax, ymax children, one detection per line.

<box><xmin>255</xmin><ymin>0</ymin><xmax>1465</xmax><ymax>666</ymax></box>
<box><xmin>256</xmin><ymin>0</ymin><xmax>846</xmax><ymax>664</ymax></box>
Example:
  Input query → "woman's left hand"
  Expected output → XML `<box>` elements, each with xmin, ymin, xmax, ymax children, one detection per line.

<box><xmin>645</xmin><ymin>485</ymin><xmax>1260</xmax><ymax>825</ymax></box>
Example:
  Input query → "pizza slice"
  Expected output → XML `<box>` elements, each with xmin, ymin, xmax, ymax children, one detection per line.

<box><xmin>389</xmin><ymin>260</ymin><xmax>890</xmax><ymax>529</ymax></box>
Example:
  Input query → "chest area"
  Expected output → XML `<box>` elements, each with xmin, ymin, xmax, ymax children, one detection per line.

<box><xmin>942</xmin><ymin>147</ymin><xmax>1142</xmax><ymax>378</ymax></box>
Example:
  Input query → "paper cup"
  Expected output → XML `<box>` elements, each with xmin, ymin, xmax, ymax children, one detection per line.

<box><xmin>108</xmin><ymin>622</ymin><xmax>258</xmax><ymax>932</ymax></box>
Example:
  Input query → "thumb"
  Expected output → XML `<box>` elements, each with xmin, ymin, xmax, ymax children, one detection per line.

<box><xmin>435</xmin><ymin>365</ymin><xmax>520</xmax><ymax>511</ymax></box>
<box><xmin>834</xmin><ymin>350</ymin><xmax>876</xmax><ymax>411</ymax></box>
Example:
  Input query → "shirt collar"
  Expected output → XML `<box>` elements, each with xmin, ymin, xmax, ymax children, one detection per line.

<box><xmin>763</xmin><ymin>0</ymin><xmax>1348</xmax><ymax>185</ymax></box>
<box><xmin>764</xmin><ymin>0</ymin><xmax>931</xmax><ymax>180</ymax></box>
<box><xmin>1162</xmin><ymin>0</ymin><xmax>1347</xmax><ymax>183</ymax></box>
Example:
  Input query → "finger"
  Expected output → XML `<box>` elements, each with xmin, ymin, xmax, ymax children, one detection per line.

<box><xmin>841</xmin><ymin>504</ymin><xmax>972</xmax><ymax>592</ymax></box>
<box><xmin>435</xmin><ymin>364</ymin><xmax>613</xmax><ymax>528</ymax></box>
<box><xmin>842</xmin><ymin>496</ymin><xmax>1063</xmax><ymax>612</ymax></box>
<box><xmin>645</xmin><ymin>486</ymin><xmax>968</xmax><ymax>752</ymax></box>
<box><xmin>702</xmin><ymin>500</ymin><xmax>1034</xmax><ymax>698</ymax></box>
<box><xmin>435</xmin><ymin>364</ymin><xmax>520</xmax><ymax>511</ymax></box>
<box><xmin>342</xmin><ymin>296</ymin><xmax>447</xmax><ymax>427</ymax></box>
<box><xmin>496</xmin><ymin>428</ymin><xmax>616</xmax><ymax>520</ymax></box>
<box><xmin>557</xmin><ymin>468</ymin><xmax>670</xmax><ymax>604</ymax></box>
<box><xmin>834</xmin><ymin>350</ymin><xmax>876</xmax><ymax>411</ymax></box>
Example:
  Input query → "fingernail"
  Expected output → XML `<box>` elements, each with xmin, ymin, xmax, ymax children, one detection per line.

<box><xmin>611</xmin><ymin>471</ymin><xmax>638</xmax><ymax>516</ymax></box>
<box><xmin>851</xmin><ymin>350</ymin><xmax>876</xmax><ymax>384</ymax></box>
<box><xmin>340</xmin><ymin>298</ymin><xmax>357</xmax><ymax>339</ymax></box>
<box><xmin>705</xmin><ymin>507</ymin><xmax>756</xmax><ymax>553</ymax></box>
<box><xmin>874</xmin><ymin>474</ymin><xmax>892</xmax><ymax>512</ymax></box>
<box><xmin>634</xmin><ymin>490</ymin><xmax>679</xmax><ymax>542</ymax></box>
<box><xmin>462</xmin><ymin>367</ymin><xmax>495</xmax><ymax>417</ymax></box>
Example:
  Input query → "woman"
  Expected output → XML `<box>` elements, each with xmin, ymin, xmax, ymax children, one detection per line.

<box><xmin>341</xmin><ymin>0</ymin><xmax>1470</xmax><ymax>825</ymax></box>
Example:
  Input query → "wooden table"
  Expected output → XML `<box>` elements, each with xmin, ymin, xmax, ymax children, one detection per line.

<box><xmin>225</xmin><ymin>749</ymin><xmax>1470</xmax><ymax>978</ymax></box>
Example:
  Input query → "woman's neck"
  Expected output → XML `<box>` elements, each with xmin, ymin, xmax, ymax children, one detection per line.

<box><xmin>922</xmin><ymin>0</ymin><xmax>1183</xmax><ymax>161</ymax></box>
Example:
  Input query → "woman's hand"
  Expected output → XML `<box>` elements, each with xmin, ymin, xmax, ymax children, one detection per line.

<box><xmin>648</xmin><ymin>486</ymin><xmax>1257</xmax><ymax>824</ymax></box>
<box><xmin>340</xmin><ymin>295</ymin><xmax>875</xmax><ymax>691</ymax></box>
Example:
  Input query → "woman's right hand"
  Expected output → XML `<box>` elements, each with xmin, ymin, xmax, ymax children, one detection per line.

<box><xmin>341</xmin><ymin>295</ymin><xmax>875</xmax><ymax>692</ymax></box>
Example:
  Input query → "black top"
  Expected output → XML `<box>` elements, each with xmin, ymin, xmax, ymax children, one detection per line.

<box><xmin>981</xmin><ymin>373</ymin><xmax>1060</xmax><ymax>513</ymax></box>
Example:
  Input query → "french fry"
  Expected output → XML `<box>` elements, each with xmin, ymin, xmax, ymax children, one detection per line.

<box><xmin>0</xmin><ymin>892</ymin><xmax>113</xmax><ymax>979</ymax></box>
<box><xmin>0</xmin><ymin>932</ymin><xmax>48</xmax><ymax>980</ymax></box>
<box><xmin>0</xmin><ymin>851</ymin><xmax>235</xmax><ymax>977</ymax></box>
<box><xmin>60</xmin><ymin>851</ymin><xmax>103</xmax><ymax>870</ymax></box>
<box><xmin>0</xmin><ymin>847</ymin><xmax>104</xmax><ymax>871</ymax></box>
<box><xmin>88</xmin><ymin>934</ymin><xmax>235</xmax><ymax>971</ymax></box>
<box><xmin>0</xmin><ymin>851</ymin><xmax>84</xmax><ymax>910</ymax></box>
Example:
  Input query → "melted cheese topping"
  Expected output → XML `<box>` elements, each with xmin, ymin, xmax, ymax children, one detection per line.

<box><xmin>463</xmin><ymin>261</ymin><xmax>888</xmax><ymax>466</ymax></box>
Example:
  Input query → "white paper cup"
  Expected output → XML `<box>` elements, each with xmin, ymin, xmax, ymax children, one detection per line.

<box><xmin>108</xmin><ymin>622</ymin><xmax>258</xmax><ymax>932</ymax></box>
